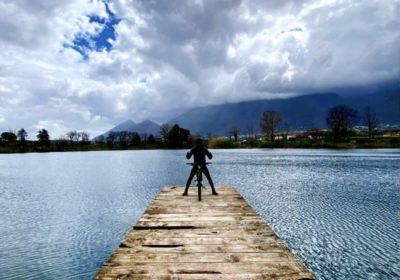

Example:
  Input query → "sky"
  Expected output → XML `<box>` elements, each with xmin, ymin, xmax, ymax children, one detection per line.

<box><xmin>0</xmin><ymin>0</ymin><xmax>399</xmax><ymax>138</ymax></box>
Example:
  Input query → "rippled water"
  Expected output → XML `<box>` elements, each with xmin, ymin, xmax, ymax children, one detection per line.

<box><xmin>0</xmin><ymin>149</ymin><xmax>399</xmax><ymax>279</ymax></box>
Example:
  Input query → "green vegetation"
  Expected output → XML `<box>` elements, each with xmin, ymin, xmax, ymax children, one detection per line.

<box><xmin>206</xmin><ymin>135</ymin><xmax>400</xmax><ymax>149</ymax></box>
<box><xmin>1</xmin><ymin>131</ymin><xmax>399</xmax><ymax>154</ymax></box>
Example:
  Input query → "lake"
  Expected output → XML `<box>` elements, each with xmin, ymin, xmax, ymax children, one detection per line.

<box><xmin>0</xmin><ymin>149</ymin><xmax>399</xmax><ymax>279</ymax></box>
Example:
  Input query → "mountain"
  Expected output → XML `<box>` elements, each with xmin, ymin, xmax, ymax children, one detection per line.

<box><xmin>168</xmin><ymin>90</ymin><xmax>400</xmax><ymax>136</ymax></box>
<box><xmin>96</xmin><ymin>120</ymin><xmax>160</xmax><ymax>139</ymax></box>
<box><xmin>109</xmin><ymin>120</ymin><xmax>137</xmax><ymax>132</ymax></box>
<box><xmin>129</xmin><ymin>120</ymin><xmax>161</xmax><ymax>135</ymax></box>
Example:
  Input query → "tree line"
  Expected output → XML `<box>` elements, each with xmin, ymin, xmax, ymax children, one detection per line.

<box><xmin>93</xmin><ymin>123</ymin><xmax>192</xmax><ymax>148</ymax></box>
<box><xmin>0</xmin><ymin>128</ymin><xmax>93</xmax><ymax>152</ymax></box>
<box><xmin>259</xmin><ymin>105</ymin><xmax>379</xmax><ymax>142</ymax></box>
<box><xmin>0</xmin><ymin>123</ymin><xmax>194</xmax><ymax>152</ymax></box>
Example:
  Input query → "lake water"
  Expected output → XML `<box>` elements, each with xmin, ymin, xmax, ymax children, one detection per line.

<box><xmin>0</xmin><ymin>149</ymin><xmax>399</xmax><ymax>279</ymax></box>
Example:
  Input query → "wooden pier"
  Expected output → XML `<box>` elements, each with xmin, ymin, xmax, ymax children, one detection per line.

<box><xmin>95</xmin><ymin>186</ymin><xmax>314</xmax><ymax>279</ymax></box>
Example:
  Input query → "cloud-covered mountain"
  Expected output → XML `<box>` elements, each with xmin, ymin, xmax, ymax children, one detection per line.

<box><xmin>108</xmin><ymin>120</ymin><xmax>137</xmax><ymax>132</ymax></box>
<box><xmin>131</xmin><ymin>120</ymin><xmax>161</xmax><ymax>135</ymax></box>
<box><xmin>168</xmin><ymin>90</ymin><xmax>400</xmax><ymax>136</ymax></box>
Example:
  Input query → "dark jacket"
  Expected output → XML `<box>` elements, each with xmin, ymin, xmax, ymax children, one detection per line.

<box><xmin>186</xmin><ymin>145</ymin><xmax>212</xmax><ymax>165</ymax></box>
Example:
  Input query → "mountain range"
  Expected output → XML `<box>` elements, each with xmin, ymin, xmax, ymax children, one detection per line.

<box><xmin>97</xmin><ymin>89</ymin><xmax>400</xmax><ymax>137</ymax></box>
<box><xmin>169</xmin><ymin>90</ymin><xmax>400</xmax><ymax>135</ymax></box>
<box><xmin>96</xmin><ymin>119</ymin><xmax>160</xmax><ymax>140</ymax></box>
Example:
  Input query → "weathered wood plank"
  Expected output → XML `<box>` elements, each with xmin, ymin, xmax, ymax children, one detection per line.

<box><xmin>107</xmin><ymin>252</ymin><xmax>297</xmax><ymax>264</ymax></box>
<box><xmin>94</xmin><ymin>186</ymin><xmax>314</xmax><ymax>279</ymax></box>
<box><xmin>127</xmin><ymin>227</ymin><xmax>275</xmax><ymax>238</ymax></box>
<box><xmin>114</xmin><ymin>243</ymin><xmax>290</xmax><ymax>254</ymax></box>
<box><xmin>96</xmin><ymin>262</ymin><xmax>310</xmax><ymax>275</ymax></box>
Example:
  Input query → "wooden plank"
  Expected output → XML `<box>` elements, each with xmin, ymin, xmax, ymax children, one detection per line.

<box><xmin>96</xmin><ymin>262</ymin><xmax>309</xmax><ymax>275</ymax></box>
<box><xmin>114</xmin><ymin>243</ymin><xmax>290</xmax><ymax>254</ymax></box>
<box><xmin>94</xmin><ymin>186</ymin><xmax>314</xmax><ymax>279</ymax></box>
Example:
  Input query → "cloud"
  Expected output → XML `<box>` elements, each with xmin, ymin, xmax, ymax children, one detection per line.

<box><xmin>0</xmin><ymin>0</ymin><xmax>399</xmax><ymax>137</ymax></box>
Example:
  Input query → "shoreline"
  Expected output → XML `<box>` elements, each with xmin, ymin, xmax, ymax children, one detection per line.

<box><xmin>1</xmin><ymin>142</ymin><xmax>400</xmax><ymax>154</ymax></box>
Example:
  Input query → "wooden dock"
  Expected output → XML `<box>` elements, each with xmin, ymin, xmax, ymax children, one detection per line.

<box><xmin>95</xmin><ymin>186</ymin><xmax>314</xmax><ymax>279</ymax></box>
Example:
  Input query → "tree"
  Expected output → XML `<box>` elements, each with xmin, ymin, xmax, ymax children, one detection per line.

<box><xmin>167</xmin><ymin>124</ymin><xmax>190</xmax><ymax>148</ymax></box>
<box><xmin>282</xmin><ymin>122</ymin><xmax>290</xmax><ymax>142</ymax></box>
<box><xmin>1</xmin><ymin>131</ymin><xmax>17</xmax><ymax>144</ymax></box>
<box><xmin>142</xmin><ymin>133</ymin><xmax>148</xmax><ymax>143</ymax></box>
<box><xmin>246</xmin><ymin>124</ymin><xmax>255</xmax><ymax>140</ymax></box>
<box><xmin>17</xmin><ymin>128</ymin><xmax>28</xmax><ymax>147</ymax></box>
<box><xmin>326</xmin><ymin>105</ymin><xmax>358</xmax><ymax>142</ymax></box>
<box><xmin>74</xmin><ymin>132</ymin><xmax>81</xmax><ymax>142</ymax></box>
<box><xmin>230</xmin><ymin>126</ymin><xmax>239</xmax><ymax>142</ymax></box>
<box><xmin>131</xmin><ymin>132</ymin><xmax>141</xmax><ymax>146</ymax></box>
<box><xmin>260</xmin><ymin>111</ymin><xmax>283</xmax><ymax>141</ymax></box>
<box><xmin>17</xmin><ymin>128</ymin><xmax>28</xmax><ymax>141</ymax></box>
<box><xmin>66</xmin><ymin>131</ymin><xmax>77</xmax><ymax>143</ymax></box>
<box><xmin>115</xmin><ymin>131</ymin><xmax>130</xmax><ymax>148</ymax></box>
<box><xmin>159</xmin><ymin>124</ymin><xmax>171</xmax><ymax>143</ymax></box>
<box><xmin>37</xmin><ymin>129</ymin><xmax>50</xmax><ymax>146</ymax></box>
<box><xmin>106</xmin><ymin>131</ymin><xmax>117</xmax><ymax>143</ymax></box>
<box><xmin>81</xmin><ymin>131</ymin><xmax>90</xmax><ymax>143</ymax></box>
<box><xmin>364</xmin><ymin>106</ymin><xmax>378</xmax><ymax>138</ymax></box>
<box><xmin>115</xmin><ymin>131</ymin><xmax>129</xmax><ymax>143</ymax></box>
<box><xmin>148</xmin><ymin>134</ymin><xmax>156</xmax><ymax>144</ymax></box>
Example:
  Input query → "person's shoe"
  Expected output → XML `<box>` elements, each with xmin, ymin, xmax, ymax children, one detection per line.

<box><xmin>212</xmin><ymin>192</ymin><xmax>219</xmax><ymax>196</ymax></box>
<box><xmin>182</xmin><ymin>192</ymin><xmax>188</xmax><ymax>196</ymax></box>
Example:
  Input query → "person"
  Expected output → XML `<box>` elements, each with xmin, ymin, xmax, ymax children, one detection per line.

<box><xmin>183</xmin><ymin>138</ymin><xmax>218</xmax><ymax>196</ymax></box>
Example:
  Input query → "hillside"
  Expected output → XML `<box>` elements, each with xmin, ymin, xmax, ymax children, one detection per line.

<box><xmin>167</xmin><ymin>90</ymin><xmax>400</xmax><ymax>135</ymax></box>
<box><xmin>95</xmin><ymin>120</ymin><xmax>160</xmax><ymax>140</ymax></box>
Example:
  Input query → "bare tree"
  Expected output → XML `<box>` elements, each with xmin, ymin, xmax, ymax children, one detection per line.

<box><xmin>159</xmin><ymin>124</ymin><xmax>171</xmax><ymax>143</ymax></box>
<box><xmin>260</xmin><ymin>111</ymin><xmax>283</xmax><ymax>141</ymax></box>
<box><xmin>282</xmin><ymin>122</ymin><xmax>290</xmax><ymax>142</ymax></box>
<box><xmin>326</xmin><ymin>105</ymin><xmax>358</xmax><ymax>141</ymax></box>
<box><xmin>66</xmin><ymin>131</ymin><xmax>77</xmax><ymax>143</ymax></box>
<box><xmin>364</xmin><ymin>106</ymin><xmax>378</xmax><ymax>138</ymax></box>
<box><xmin>81</xmin><ymin>131</ymin><xmax>90</xmax><ymax>143</ymax></box>
<box><xmin>246</xmin><ymin>124</ymin><xmax>255</xmax><ymax>140</ymax></box>
<box><xmin>74</xmin><ymin>132</ymin><xmax>81</xmax><ymax>142</ymax></box>
<box><xmin>230</xmin><ymin>126</ymin><xmax>239</xmax><ymax>142</ymax></box>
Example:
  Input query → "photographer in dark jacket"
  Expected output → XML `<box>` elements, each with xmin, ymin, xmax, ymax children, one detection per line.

<box><xmin>183</xmin><ymin>138</ymin><xmax>218</xmax><ymax>196</ymax></box>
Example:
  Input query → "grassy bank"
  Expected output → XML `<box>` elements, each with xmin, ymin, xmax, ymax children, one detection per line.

<box><xmin>1</xmin><ymin>136</ymin><xmax>399</xmax><ymax>154</ymax></box>
<box><xmin>207</xmin><ymin>136</ymin><xmax>400</xmax><ymax>149</ymax></box>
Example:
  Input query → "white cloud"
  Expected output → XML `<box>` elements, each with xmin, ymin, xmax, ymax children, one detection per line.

<box><xmin>0</xmin><ymin>0</ymin><xmax>399</xmax><ymax>137</ymax></box>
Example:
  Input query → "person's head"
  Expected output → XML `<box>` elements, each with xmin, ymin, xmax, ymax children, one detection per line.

<box><xmin>195</xmin><ymin>138</ymin><xmax>203</xmax><ymax>146</ymax></box>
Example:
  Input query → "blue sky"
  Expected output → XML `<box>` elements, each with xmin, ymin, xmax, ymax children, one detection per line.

<box><xmin>0</xmin><ymin>0</ymin><xmax>399</xmax><ymax>137</ymax></box>
<box><xmin>69</xmin><ymin>2</ymin><xmax>120</xmax><ymax>59</ymax></box>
